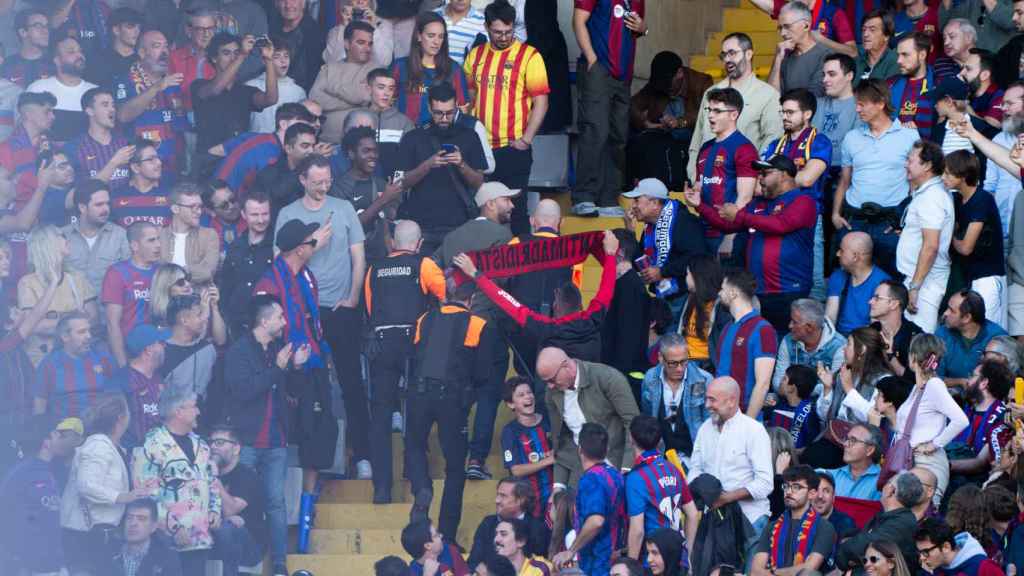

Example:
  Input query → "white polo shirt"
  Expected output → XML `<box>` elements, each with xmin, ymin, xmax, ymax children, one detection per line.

<box><xmin>896</xmin><ymin>175</ymin><xmax>954</xmax><ymax>284</ymax></box>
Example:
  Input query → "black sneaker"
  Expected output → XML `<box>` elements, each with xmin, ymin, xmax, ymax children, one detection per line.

<box><xmin>465</xmin><ymin>461</ymin><xmax>492</xmax><ymax>480</ymax></box>
<box><xmin>410</xmin><ymin>487</ymin><xmax>432</xmax><ymax>522</ymax></box>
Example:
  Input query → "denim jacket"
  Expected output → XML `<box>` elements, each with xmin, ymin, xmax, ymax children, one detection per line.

<box><xmin>640</xmin><ymin>363</ymin><xmax>713</xmax><ymax>445</ymax></box>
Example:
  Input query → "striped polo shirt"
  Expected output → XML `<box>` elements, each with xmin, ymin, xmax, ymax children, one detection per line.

<box><xmin>436</xmin><ymin>5</ymin><xmax>487</xmax><ymax>66</ymax></box>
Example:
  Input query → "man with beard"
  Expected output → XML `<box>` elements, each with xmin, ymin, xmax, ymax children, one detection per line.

<box><xmin>333</xmin><ymin>125</ymin><xmax>403</xmax><ymax>260</ymax></box>
<box><xmin>949</xmin><ymin>359</ymin><xmax>1012</xmax><ymax>478</ymax></box>
<box><xmin>85</xmin><ymin>8</ymin><xmax>142</xmax><ymax>90</ymax></box>
<box><xmin>889</xmin><ymin>31</ymin><xmax>935</xmax><ymax>138</ymax></box>
<box><xmin>218</xmin><ymin>193</ymin><xmax>274</xmax><ymax>334</ymax></box>
<box><xmin>113</xmin><ymin>29</ymin><xmax>189</xmax><ymax>177</ymax></box>
<box><xmin>34</xmin><ymin>311</ymin><xmax>115</xmax><ymax>418</ymax></box>
<box><xmin>24</xmin><ymin>37</ymin><xmax>95</xmax><ymax>142</ymax></box>
<box><xmin>962</xmin><ymin>49</ymin><xmax>1003</xmax><ymax>129</ymax></box>
<box><xmin>396</xmin><ymin>83</ymin><xmax>487</xmax><ymax>256</ymax></box>
<box><xmin>201</xmin><ymin>180</ymin><xmax>246</xmax><ymax>257</ymax></box>
<box><xmin>929</xmin><ymin>77</ymin><xmax>999</xmax><ymax>165</ymax></box>
<box><xmin>65</xmin><ymin>87</ymin><xmax>133</xmax><ymax>190</ymax></box>
<box><xmin>208</xmin><ymin>424</ymin><xmax>266</xmax><ymax>576</ymax></box>
<box><xmin>688</xmin><ymin>33</ymin><xmax>783</xmax><ymax>182</ymax></box>
<box><xmin>64</xmin><ymin>179</ymin><xmax>130</xmax><ymax>296</ymax></box>
<box><xmin>250</xmin><ymin>121</ymin><xmax>317</xmax><ymax>221</ymax></box>
<box><xmin>994</xmin><ymin>0</ymin><xmax>1024</xmax><ymax>87</ymax></box>
<box><xmin>750</xmin><ymin>465</ymin><xmax>835</xmax><ymax>576</ymax></box>
<box><xmin>936</xmin><ymin>289</ymin><xmax>1007</xmax><ymax>386</ymax></box>
<box><xmin>110</xmin><ymin>324</ymin><xmax>170</xmax><ymax>449</ymax></box>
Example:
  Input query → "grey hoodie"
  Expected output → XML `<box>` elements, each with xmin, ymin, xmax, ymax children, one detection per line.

<box><xmin>947</xmin><ymin>532</ymin><xmax>989</xmax><ymax>572</ymax></box>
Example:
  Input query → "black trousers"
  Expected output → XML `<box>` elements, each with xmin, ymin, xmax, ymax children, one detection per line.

<box><xmin>320</xmin><ymin>305</ymin><xmax>370</xmax><ymax>462</ymax></box>
<box><xmin>405</xmin><ymin>382</ymin><xmax>469</xmax><ymax>542</ymax></box>
<box><xmin>368</xmin><ymin>328</ymin><xmax>414</xmax><ymax>491</ymax></box>
<box><xmin>758</xmin><ymin>291</ymin><xmax>807</xmax><ymax>337</ymax></box>
<box><xmin>489</xmin><ymin>145</ymin><xmax>533</xmax><ymax>236</ymax></box>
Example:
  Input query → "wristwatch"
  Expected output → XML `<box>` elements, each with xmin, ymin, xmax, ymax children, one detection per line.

<box><xmin>908</xmin><ymin>281</ymin><xmax>921</xmax><ymax>291</ymax></box>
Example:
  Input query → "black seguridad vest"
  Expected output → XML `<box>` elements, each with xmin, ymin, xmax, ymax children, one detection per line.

<box><xmin>415</xmin><ymin>305</ymin><xmax>473</xmax><ymax>382</ymax></box>
<box><xmin>369</xmin><ymin>252</ymin><xmax>427</xmax><ymax>328</ymax></box>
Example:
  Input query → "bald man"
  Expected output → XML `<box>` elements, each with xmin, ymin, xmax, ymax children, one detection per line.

<box><xmin>825</xmin><ymin>231</ymin><xmax>891</xmax><ymax>335</ymax></box>
<box><xmin>909</xmin><ymin>466</ymin><xmax>937</xmax><ymax>520</ymax></box>
<box><xmin>689</xmin><ymin>376</ymin><xmax>774</xmax><ymax>557</ymax></box>
<box><xmin>535</xmin><ymin>346</ymin><xmax>639</xmax><ymax>493</ymax></box>
<box><xmin>364</xmin><ymin>219</ymin><xmax>445</xmax><ymax>503</ymax></box>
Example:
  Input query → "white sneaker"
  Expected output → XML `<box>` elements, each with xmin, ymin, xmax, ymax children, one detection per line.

<box><xmin>571</xmin><ymin>201</ymin><xmax>598</xmax><ymax>216</ymax></box>
<box><xmin>356</xmin><ymin>459</ymin><xmax>373</xmax><ymax>480</ymax></box>
<box><xmin>597</xmin><ymin>205</ymin><xmax>625</xmax><ymax>217</ymax></box>
<box><xmin>391</xmin><ymin>411</ymin><xmax>403</xmax><ymax>433</ymax></box>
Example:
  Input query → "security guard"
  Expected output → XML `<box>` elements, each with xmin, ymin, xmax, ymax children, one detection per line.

<box><xmin>364</xmin><ymin>220</ymin><xmax>446</xmax><ymax>504</ymax></box>
<box><xmin>406</xmin><ymin>270</ymin><xmax>496</xmax><ymax>544</ymax></box>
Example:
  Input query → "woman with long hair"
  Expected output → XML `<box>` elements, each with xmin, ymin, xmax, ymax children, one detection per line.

<box><xmin>60</xmin><ymin>393</ymin><xmax>146</xmax><ymax>575</ymax></box>
<box><xmin>547</xmin><ymin>487</ymin><xmax>576</xmax><ymax>560</ymax></box>
<box><xmin>494</xmin><ymin>518</ymin><xmax>553</xmax><ymax>575</ymax></box>
<box><xmin>863</xmin><ymin>541</ymin><xmax>912</xmax><ymax>576</ymax></box>
<box><xmin>946</xmin><ymin>485</ymin><xmax>993</xmax><ymax>550</ymax></box>
<box><xmin>17</xmin><ymin>225</ymin><xmax>98</xmax><ymax>365</ymax></box>
<box><xmin>901</xmin><ymin>334</ymin><xmax>969</xmax><ymax>506</ymax></box>
<box><xmin>679</xmin><ymin>254</ymin><xmax>725</xmax><ymax>370</ymax></box>
<box><xmin>147</xmin><ymin>263</ymin><xmax>227</xmax><ymax>344</ymax></box>
<box><xmin>390</xmin><ymin>11</ymin><xmax>469</xmax><ymax>125</ymax></box>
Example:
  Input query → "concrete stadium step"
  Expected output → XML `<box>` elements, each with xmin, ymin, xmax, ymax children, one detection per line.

<box><xmin>287</xmin><ymin>554</ymin><xmax>382</xmax><ymax>574</ymax></box>
<box><xmin>722</xmin><ymin>6</ymin><xmax>778</xmax><ymax>31</ymax></box>
<box><xmin>314</xmin><ymin>500</ymin><xmax>494</xmax><ymax>545</ymax></box>
<box><xmin>320</xmin><ymin>479</ymin><xmax>500</xmax><ymax>503</ymax></box>
<box><xmin>308</xmin><ymin>528</ymin><xmax>406</xmax><ymax>555</ymax></box>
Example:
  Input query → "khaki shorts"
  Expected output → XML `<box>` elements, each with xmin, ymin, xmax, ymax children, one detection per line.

<box><xmin>1007</xmin><ymin>282</ymin><xmax>1024</xmax><ymax>336</ymax></box>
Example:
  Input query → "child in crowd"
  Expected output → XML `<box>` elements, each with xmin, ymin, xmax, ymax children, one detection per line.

<box><xmin>770</xmin><ymin>364</ymin><xmax>821</xmax><ymax>449</ymax></box>
<box><xmin>500</xmin><ymin>376</ymin><xmax>554</xmax><ymax>519</ymax></box>
<box><xmin>401</xmin><ymin>518</ymin><xmax>470</xmax><ymax>576</ymax></box>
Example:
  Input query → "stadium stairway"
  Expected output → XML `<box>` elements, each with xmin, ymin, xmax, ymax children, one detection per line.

<box><xmin>687</xmin><ymin>2</ymin><xmax>777</xmax><ymax>80</ymax></box>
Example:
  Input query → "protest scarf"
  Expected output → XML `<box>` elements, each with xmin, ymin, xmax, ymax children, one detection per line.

<box><xmin>457</xmin><ymin>230</ymin><xmax>606</xmax><ymax>282</ymax></box>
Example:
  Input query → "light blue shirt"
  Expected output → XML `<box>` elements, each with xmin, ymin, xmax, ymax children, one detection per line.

<box><xmin>983</xmin><ymin>131</ymin><xmax>1022</xmax><ymax>241</ymax></box>
<box><xmin>820</xmin><ymin>464</ymin><xmax>882</xmax><ymax>500</ymax></box>
<box><xmin>435</xmin><ymin>5</ymin><xmax>487</xmax><ymax>65</ymax></box>
<box><xmin>841</xmin><ymin>121</ymin><xmax>920</xmax><ymax>208</ymax></box>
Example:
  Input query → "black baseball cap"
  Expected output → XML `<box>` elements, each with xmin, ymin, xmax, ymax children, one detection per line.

<box><xmin>752</xmin><ymin>155</ymin><xmax>798</xmax><ymax>177</ymax></box>
<box><xmin>109</xmin><ymin>7</ymin><xmax>143</xmax><ymax>27</ymax></box>
<box><xmin>276</xmin><ymin>219</ymin><xmax>320</xmax><ymax>252</ymax></box>
<box><xmin>928</xmin><ymin>76</ymin><xmax>970</xmax><ymax>103</ymax></box>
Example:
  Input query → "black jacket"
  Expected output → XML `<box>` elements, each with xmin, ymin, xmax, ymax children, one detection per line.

<box><xmin>222</xmin><ymin>332</ymin><xmax>289</xmax><ymax>446</ymax></box>
<box><xmin>835</xmin><ymin>507</ymin><xmax>919</xmax><ymax>574</ymax></box>
<box><xmin>601</xmin><ymin>270</ymin><xmax>651</xmax><ymax>376</ymax></box>
<box><xmin>468</xmin><ymin>513</ymin><xmax>551</xmax><ymax>569</ymax></box>
<box><xmin>656</xmin><ymin>200</ymin><xmax>709</xmax><ymax>288</ymax></box>
<box><xmin>689</xmin><ymin>474</ymin><xmax>754</xmax><ymax>576</ymax></box>
<box><xmin>100</xmin><ymin>537</ymin><xmax>183</xmax><ymax>576</ymax></box>
<box><xmin>250</xmin><ymin>153</ymin><xmax>303</xmax><ymax>223</ymax></box>
<box><xmin>217</xmin><ymin>231</ymin><xmax>275</xmax><ymax>334</ymax></box>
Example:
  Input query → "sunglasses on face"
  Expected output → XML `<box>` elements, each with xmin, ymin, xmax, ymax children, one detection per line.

<box><xmin>302</xmin><ymin>239</ymin><xmax>318</xmax><ymax>248</ymax></box>
<box><xmin>863</xmin><ymin>555</ymin><xmax>884</xmax><ymax>565</ymax></box>
<box><xmin>173</xmin><ymin>274</ymin><xmax>192</xmax><ymax>287</ymax></box>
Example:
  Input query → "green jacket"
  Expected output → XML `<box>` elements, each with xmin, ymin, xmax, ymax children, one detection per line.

<box><xmin>855</xmin><ymin>47</ymin><xmax>899</xmax><ymax>85</ymax></box>
<box><xmin>545</xmin><ymin>359</ymin><xmax>640</xmax><ymax>486</ymax></box>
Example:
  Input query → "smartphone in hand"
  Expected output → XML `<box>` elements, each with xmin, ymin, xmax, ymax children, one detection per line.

<box><xmin>440</xmin><ymin>143</ymin><xmax>458</xmax><ymax>155</ymax></box>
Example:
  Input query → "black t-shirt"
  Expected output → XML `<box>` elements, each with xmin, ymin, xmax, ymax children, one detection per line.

<box><xmin>954</xmin><ymin>189</ymin><xmax>1005</xmax><ymax>282</ymax></box>
<box><xmin>191</xmin><ymin>79</ymin><xmax>260</xmax><ymax>152</ymax></box>
<box><xmin>755</xmin><ymin>509</ymin><xmax>837</xmax><ymax>563</ymax></box>
<box><xmin>170</xmin><ymin>431</ymin><xmax>196</xmax><ymax>463</ymax></box>
<box><xmin>220</xmin><ymin>463</ymin><xmax>267</xmax><ymax>547</ymax></box>
<box><xmin>85</xmin><ymin>48</ymin><xmax>136</xmax><ymax>91</ymax></box>
<box><xmin>332</xmin><ymin>172</ymin><xmax>389</xmax><ymax>260</ymax></box>
<box><xmin>396</xmin><ymin>124</ymin><xmax>487</xmax><ymax>231</ymax></box>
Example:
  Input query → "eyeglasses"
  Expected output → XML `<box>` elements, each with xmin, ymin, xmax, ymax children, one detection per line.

<box><xmin>137</xmin><ymin>156</ymin><xmax>160</xmax><ymax>164</ymax></box>
<box><xmin>173</xmin><ymin>274</ymin><xmax>192</xmax><ymax>287</ymax></box>
<box><xmin>25</xmin><ymin>22</ymin><xmax>48</xmax><ymax>30</ymax></box>
<box><xmin>843</xmin><ymin>436</ymin><xmax>873</xmax><ymax>447</ymax></box>
<box><xmin>917</xmin><ymin>545</ymin><xmax>939</xmax><ymax>557</ymax></box>
<box><xmin>863</xmin><ymin>555</ymin><xmax>884</xmax><ymax>565</ymax></box>
<box><xmin>301</xmin><ymin>238</ymin><xmax>318</xmax><ymax>248</ymax></box>
<box><xmin>718</xmin><ymin>49</ymin><xmax>742</xmax><ymax>61</ymax></box>
<box><xmin>431</xmin><ymin>109</ymin><xmax>457</xmax><ymax>119</ymax></box>
<box><xmin>869</xmin><ymin>294</ymin><xmax>894</xmax><ymax>302</ymax></box>
<box><xmin>175</xmin><ymin>202</ymin><xmax>203</xmax><ymax>212</ymax></box>
<box><xmin>782</xmin><ymin>483</ymin><xmax>809</xmax><ymax>492</ymax></box>
<box><xmin>213</xmin><ymin>197</ymin><xmax>236</xmax><ymax>211</ymax></box>
<box><xmin>190</xmin><ymin>24</ymin><xmax>217</xmax><ymax>34</ymax></box>
<box><xmin>662</xmin><ymin>359</ymin><xmax>688</xmax><ymax>368</ymax></box>
<box><xmin>543</xmin><ymin>360</ymin><xmax>568</xmax><ymax>384</ymax></box>
<box><xmin>489</xmin><ymin>28</ymin><xmax>515</xmax><ymax>38</ymax></box>
<box><xmin>705</xmin><ymin>106</ymin><xmax>737</xmax><ymax>115</ymax></box>
<box><xmin>210</xmin><ymin>438</ymin><xmax>239</xmax><ymax>447</ymax></box>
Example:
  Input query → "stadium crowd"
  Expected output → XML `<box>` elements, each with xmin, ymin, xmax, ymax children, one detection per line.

<box><xmin>0</xmin><ymin>0</ymin><xmax>1023</xmax><ymax>575</ymax></box>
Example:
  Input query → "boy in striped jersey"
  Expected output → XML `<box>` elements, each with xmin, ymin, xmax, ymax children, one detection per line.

<box><xmin>500</xmin><ymin>376</ymin><xmax>554</xmax><ymax>519</ymax></box>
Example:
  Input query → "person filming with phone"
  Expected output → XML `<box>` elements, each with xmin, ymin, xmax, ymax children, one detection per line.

<box><xmin>395</xmin><ymin>82</ymin><xmax>487</xmax><ymax>256</ymax></box>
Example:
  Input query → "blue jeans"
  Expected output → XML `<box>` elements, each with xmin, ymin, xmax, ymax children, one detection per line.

<box><xmin>240</xmin><ymin>446</ymin><xmax>287</xmax><ymax>566</ymax></box>
<box><xmin>744</xmin><ymin>514</ymin><xmax>770</xmax><ymax>573</ymax></box>
<box><xmin>811</xmin><ymin>215</ymin><xmax>826</xmax><ymax>301</ymax></box>
<box><xmin>212</xmin><ymin>522</ymin><xmax>262</xmax><ymax>576</ymax></box>
<box><xmin>835</xmin><ymin>218</ymin><xmax>900</xmax><ymax>279</ymax></box>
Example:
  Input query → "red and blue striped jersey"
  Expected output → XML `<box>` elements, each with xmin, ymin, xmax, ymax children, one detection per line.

<box><xmin>215</xmin><ymin>132</ymin><xmax>282</xmax><ymax>199</ymax></box>
<box><xmin>762</xmin><ymin>127</ymin><xmax>832</xmax><ymax>205</ymax></box>
<box><xmin>64</xmin><ymin>132</ymin><xmax>131</xmax><ymax>190</ymax></box>
<box><xmin>888</xmin><ymin>69</ymin><xmax>935</xmax><ymax>139</ymax></box>
<box><xmin>500</xmin><ymin>417</ymin><xmax>553</xmax><ymax>518</ymax></box>
<box><xmin>110</xmin><ymin>184</ymin><xmax>171</xmax><ymax>228</ymax></box>
<box><xmin>112</xmin><ymin>63</ymin><xmax>189</xmax><ymax>175</ymax></box>
<box><xmin>390</xmin><ymin>57</ymin><xmax>470</xmax><ymax>126</ymax></box>
<box><xmin>100</xmin><ymin>260</ymin><xmax>155</xmax><ymax>336</ymax></box>
<box><xmin>625</xmin><ymin>450</ymin><xmax>694</xmax><ymax>536</ymax></box>
<box><xmin>0</xmin><ymin>55</ymin><xmax>54</xmax><ymax>87</ymax></box>
<box><xmin>408</xmin><ymin>542</ymin><xmax>469</xmax><ymax>576</ymax></box>
<box><xmin>200</xmin><ymin>213</ymin><xmax>247</xmax><ymax>253</ymax></box>
<box><xmin>696</xmin><ymin>131</ymin><xmax>759</xmax><ymax>237</ymax></box>
<box><xmin>714</xmin><ymin>310</ymin><xmax>778</xmax><ymax>410</ymax></box>
<box><xmin>0</xmin><ymin>126</ymin><xmax>42</xmax><ymax>208</ymax></box>
<box><xmin>575</xmin><ymin>0</ymin><xmax>645</xmax><ymax>82</ymax></box>
<box><xmin>575</xmin><ymin>462</ymin><xmax>625</xmax><ymax>576</ymax></box>
<box><xmin>35</xmin><ymin>348</ymin><xmax>115</xmax><ymax>419</ymax></box>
